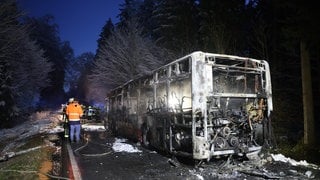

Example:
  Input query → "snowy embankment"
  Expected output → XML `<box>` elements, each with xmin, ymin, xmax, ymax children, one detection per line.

<box><xmin>0</xmin><ymin>111</ymin><xmax>61</xmax><ymax>153</ymax></box>
<box><xmin>0</xmin><ymin>110</ymin><xmax>107</xmax><ymax>145</ymax></box>
<box><xmin>0</xmin><ymin>110</ymin><xmax>134</xmax><ymax>155</ymax></box>
<box><xmin>0</xmin><ymin>111</ymin><xmax>62</xmax><ymax>161</ymax></box>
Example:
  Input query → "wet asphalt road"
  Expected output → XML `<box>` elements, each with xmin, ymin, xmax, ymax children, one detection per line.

<box><xmin>62</xmin><ymin>130</ymin><xmax>196</xmax><ymax>180</ymax></box>
<box><xmin>61</xmin><ymin>129</ymin><xmax>320</xmax><ymax>180</ymax></box>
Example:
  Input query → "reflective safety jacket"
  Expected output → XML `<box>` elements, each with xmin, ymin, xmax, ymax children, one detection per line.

<box><xmin>66</xmin><ymin>102</ymin><xmax>83</xmax><ymax>121</ymax></box>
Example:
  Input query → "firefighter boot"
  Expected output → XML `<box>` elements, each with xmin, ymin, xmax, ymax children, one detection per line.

<box><xmin>64</xmin><ymin>123</ymin><xmax>69</xmax><ymax>138</ymax></box>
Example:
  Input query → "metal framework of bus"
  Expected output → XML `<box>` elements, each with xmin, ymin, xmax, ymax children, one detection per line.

<box><xmin>105</xmin><ymin>51</ymin><xmax>273</xmax><ymax>161</ymax></box>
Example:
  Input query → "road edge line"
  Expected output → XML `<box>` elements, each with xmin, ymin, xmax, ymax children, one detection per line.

<box><xmin>66</xmin><ymin>143</ymin><xmax>82</xmax><ymax>180</ymax></box>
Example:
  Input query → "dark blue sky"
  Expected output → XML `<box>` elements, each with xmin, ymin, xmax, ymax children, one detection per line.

<box><xmin>17</xmin><ymin>0</ymin><xmax>124</xmax><ymax>56</ymax></box>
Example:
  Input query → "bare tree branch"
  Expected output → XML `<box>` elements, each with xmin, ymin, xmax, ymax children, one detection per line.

<box><xmin>90</xmin><ymin>19</ymin><xmax>173</xmax><ymax>89</ymax></box>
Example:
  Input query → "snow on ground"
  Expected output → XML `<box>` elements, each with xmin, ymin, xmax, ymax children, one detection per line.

<box><xmin>0</xmin><ymin>110</ymin><xmax>61</xmax><ymax>154</ymax></box>
<box><xmin>81</xmin><ymin>124</ymin><xmax>106</xmax><ymax>132</ymax></box>
<box><xmin>271</xmin><ymin>153</ymin><xmax>319</xmax><ymax>169</ymax></box>
<box><xmin>189</xmin><ymin>170</ymin><xmax>204</xmax><ymax>180</ymax></box>
<box><xmin>47</xmin><ymin>125</ymin><xmax>64</xmax><ymax>134</ymax></box>
<box><xmin>112</xmin><ymin>138</ymin><xmax>142</xmax><ymax>153</ymax></box>
<box><xmin>0</xmin><ymin>111</ymin><xmax>61</xmax><ymax>142</ymax></box>
<box><xmin>47</xmin><ymin>123</ymin><xmax>106</xmax><ymax>134</ymax></box>
<box><xmin>271</xmin><ymin>153</ymin><xmax>309</xmax><ymax>166</ymax></box>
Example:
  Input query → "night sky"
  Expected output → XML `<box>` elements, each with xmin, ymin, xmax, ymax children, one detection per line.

<box><xmin>17</xmin><ymin>0</ymin><xmax>124</xmax><ymax>56</ymax></box>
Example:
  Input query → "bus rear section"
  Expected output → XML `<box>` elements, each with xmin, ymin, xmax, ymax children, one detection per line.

<box><xmin>190</xmin><ymin>52</ymin><xmax>273</xmax><ymax>160</ymax></box>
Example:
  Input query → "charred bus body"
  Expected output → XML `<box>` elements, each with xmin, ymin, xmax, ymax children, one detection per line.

<box><xmin>105</xmin><ymin>51</ymin><xmax>273</xmax><ymax>161</ymax></box>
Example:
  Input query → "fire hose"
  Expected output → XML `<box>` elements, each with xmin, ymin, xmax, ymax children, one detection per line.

<box><xmin>73</xmin><ymin>135</ymin><xmax>112</xmax><ymax>157</ymax></box>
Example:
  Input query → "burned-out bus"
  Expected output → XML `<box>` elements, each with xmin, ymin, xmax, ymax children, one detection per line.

<box><xmin>105</xmin><ymin>51</ymin><xmax>273</xmax><ymax>161</ymax></box>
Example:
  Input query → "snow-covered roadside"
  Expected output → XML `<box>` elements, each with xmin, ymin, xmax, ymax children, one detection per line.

<box><xmin>0</xmin><ymin>111</ymin><xmax>107</xmax><ymax>145</ymax></box>
<box><xmin>0</xmin><ymin>111</ymin><xmax>61</xmax><ymax>154</ymax></box>
<box><xmin>0</xmin><ymin>110</ymin><xmax>129</xmax><ymax>155</ymax></box>
<box><xmin>0</xmin><ymin>111</ymin><xmax>61</xmax><ymax>140</ymax></box>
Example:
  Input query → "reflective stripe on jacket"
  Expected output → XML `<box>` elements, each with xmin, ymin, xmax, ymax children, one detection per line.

<box><xmin>66</xmin><ymin>102</ymin><xmax>83</xmax><ymax>121</ymax></box>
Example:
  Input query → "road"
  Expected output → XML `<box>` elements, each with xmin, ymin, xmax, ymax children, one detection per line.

<box><xmin>60</xmin><ymin>128</ymin><xmax>320</xmax><ymax>180</ymax></box>
<box><xmin>62</xmin><ymin>129</ymin><xmax>196</xmax><ymax>180</ymax></box>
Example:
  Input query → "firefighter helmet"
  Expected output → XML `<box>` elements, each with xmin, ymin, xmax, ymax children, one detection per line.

<box><xmin>68</xmin><ymin>97</ymin><xmax>74</xmax><ymax>103</ymax></box>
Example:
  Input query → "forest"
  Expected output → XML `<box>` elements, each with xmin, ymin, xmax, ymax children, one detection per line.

<box><xmin>0</xmin><ymin>0</ymin><xmax>319</xmax><ymax>162</ymax></box>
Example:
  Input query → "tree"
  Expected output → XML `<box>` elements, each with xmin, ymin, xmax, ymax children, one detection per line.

<box><xmin>136</xmin><ymin>0</ymin><xmax>158</xmax><ymax>39</ymax></box>
<box><xmin>152</xmin><ymin>0</ymin><xmax>199</xmax><ymax>56</ymax></box>
<box><xmin>95</xmin><ymin>18</ymin><xmax>114</xmax><ymax>76</ymax></box>
<box><xmin>0</xmin><ymin>0</ymin><xmax>52</xmax><ymax>127</ymax></box>
<box><xmin>91</xmin><ymin>19</ymin><xmax>173</xmax><ymax>89</ymax></box>
<box><xmin>117</xmin><ymin>0</ymin><xmax>143</xmax><ymax>27</ymax></box>
<box><xmin>23</xmin><ymin>15</ymin><xmax>69</xmax><ymax>107</ymax></box>
<box><xmin>251</xmin><ymin>0</ymin><xmax>320</xmax><ymax>145</ymax></box>
<box><xmin>65</xmin><ymin>52</ymin><xmax>94</xmax><ymax>101</ymax></box>
<box><xmin>198</xmin><ymin>0</ymin><xmax>247</xmax><ymax>55</ymax></box>
<box><xmin>294</xmin><ymin>1</ymin><xmax>320</xmax><ymax>145</ymax></box>
<box><xmin>270</xmin><ymin>0</ymin><xmax>319</xmax><ymax>145</ymax></box>
<box><xmin>300</xmin><ymin>41</ymin><xmax>314</xmax><ymax>145</ymax></box>
<box><xmin>97</xmin><ymin>18</ymin><xmax>114</xmax><ymax>52</ymax></box>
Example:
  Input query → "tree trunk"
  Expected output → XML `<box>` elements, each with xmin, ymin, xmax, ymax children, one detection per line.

<box><xmin>300</xmin><ymin>41</ymin><xmax>315</xmax><ymax>145</ymax></box>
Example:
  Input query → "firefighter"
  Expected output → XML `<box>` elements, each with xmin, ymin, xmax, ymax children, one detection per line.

<box><xmin>87</xmin><ymin>106</ymin><xmax>93</xmax><ymax>120</ymax></box>
<box><xmin>62</xmin><ymin>98</ymin><xmax>74</xmax><ymax>138</ymax></box>
<box><xmin>66</xmin><ymin>98</ymin><xmax>83</xmax><ymax>143</ymax></box>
